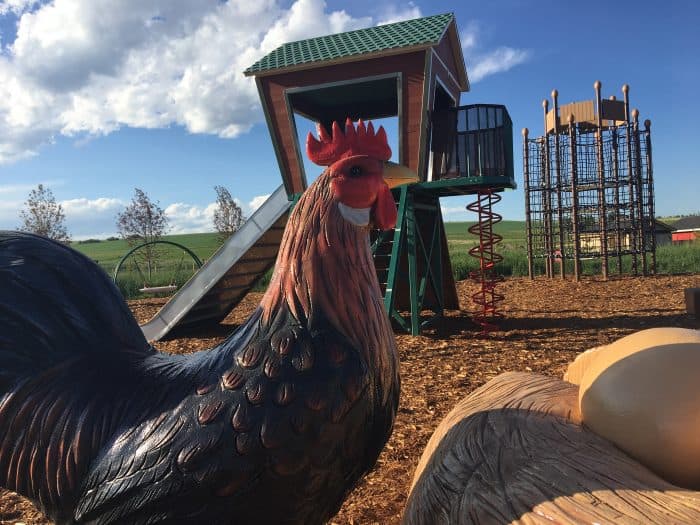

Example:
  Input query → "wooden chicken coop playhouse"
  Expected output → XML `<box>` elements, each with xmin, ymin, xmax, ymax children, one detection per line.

<box><xmin>245</xmin><ymin>13</ymin><xmax>516</xmax><ymax>335</ymax></box>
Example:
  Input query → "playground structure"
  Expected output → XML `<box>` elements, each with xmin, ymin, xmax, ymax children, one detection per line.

<box><xmin>141</xmin><ymin>13</ymin><xmax>515</xmax><ymax>340</ymax></box>
<box><xmin>113</xmin><ymin>240</ymin><xmax>203</xmax><ymax>296</ymax></box>
<box><xmin>523</xmin><ymin>82</ymin><xmax>656</xmax><ymax>281</ymax></box>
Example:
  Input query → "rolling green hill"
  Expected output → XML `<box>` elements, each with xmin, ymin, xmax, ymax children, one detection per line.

<box><xmin>71</xmin><ymin>232</ymin><xmax>222</xmax><ymax>273</ymax></box>
<box><xmin>71</xmin><ymin>220</ymin><xmax>698</xmax><ymax>300</ymax></box>
<box><xmin>72</xmin><ymin>224</ymin><xmax>530</xmax><ymax>274</ymax></box>
<box><xmin>443</xmin><ymin>220</ymin><xmax>526</xmax><ymax>242</ymax></box>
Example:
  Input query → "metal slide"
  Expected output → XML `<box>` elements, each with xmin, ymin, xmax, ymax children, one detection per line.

<box><xmin>140</xmin><ymin>185</ymin><xmax>292</xmax><ymax>341</ymax></box>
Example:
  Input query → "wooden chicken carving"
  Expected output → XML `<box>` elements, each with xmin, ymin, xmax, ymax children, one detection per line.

<box><xmin>0</xmin><ymin>118</ymin><xmax>400</xmax><ymax>524</ymax></box>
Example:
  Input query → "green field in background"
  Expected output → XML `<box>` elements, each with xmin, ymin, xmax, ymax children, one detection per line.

<box><xmin>443</xmin><ymin>220</ymin><xmax>527</xmax><ymax>244</ymax></box>
<box><xmin>73</xmin><ymin>220</ymin><xmax>698</xmax><ymax>299</ymax></box>
<box><xmin>71</xmin><ymin>232</ymin><xmax>222</xmax><ymax>273</ymax></box>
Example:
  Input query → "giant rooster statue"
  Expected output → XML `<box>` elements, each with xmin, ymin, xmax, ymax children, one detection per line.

<box><xmin>0</xmin><ymin>119</ymin><xmax>403</xmax><ymax>524</ymax></box>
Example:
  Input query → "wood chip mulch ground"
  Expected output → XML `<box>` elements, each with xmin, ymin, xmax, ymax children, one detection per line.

<box><xmin>2</xmin><ymin>274</ymin><xmax>698</xmax><ymax>525</ymax></box>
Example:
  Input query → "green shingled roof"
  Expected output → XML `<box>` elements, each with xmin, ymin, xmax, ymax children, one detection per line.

<box><xmin>245</xmin><ymin>13</ymin><xmax>454</xmax><ymax>76</ymax></box>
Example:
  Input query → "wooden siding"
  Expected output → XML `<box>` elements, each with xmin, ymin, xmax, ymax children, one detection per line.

<box><xmin>259</xmin><ymin>52</ymin><xmax>427</xmax><ymax>192</ymax></box>
<box><xmin>673</xmin><ymin>231</ymin><xmax>697</xmax><ymax>242</ymax></box>
<box><xmin>426</xmin><ymin>44</ymin><xmax>463</xmax><ymax>181</ymax></box>
<box><xmin>432</xmin><ymin>34</ymin><xmax>464</xmax><ymax>97</ymax></box>
<box><xmin>259</xmin><ymin>80</ymin><xmax>302</xmax><ymax>194</ymax></box>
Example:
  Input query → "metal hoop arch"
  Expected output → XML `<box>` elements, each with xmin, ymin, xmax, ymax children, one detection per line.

<box><xmin>112</xmin><ymin>240</ymin><xmax>203</xmax><ymax>284</ymax></box>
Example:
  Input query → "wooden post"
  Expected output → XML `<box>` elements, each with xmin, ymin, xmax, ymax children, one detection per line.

<box><xmin>594</xmin><ymin>81</ymin><xmax>608</xmax><ymax>279</ymax></box>
<box><xmin>552</xmin><ymin>90</ymin><xmax>566</xmax><ymax>279</ymax></box>
<box><xmin>609</xmin><ymin>96</ymin><xmax>623</xmax><ymax>274</ymax></box>
<box><xmin>632</xmin><ymin>109</ymin><xmax>647</xmax><ymax>276</ymax></box>
<box><xmin>644</xmin><ymin>119</ymin><xmax>656</xmax><ymax>274</ymax></box>
<box><xmin>623</xmin><ymin>84</ymin><xmax>638</xmax><ymax>275</ymax></box>
<box><xmin>523</xmin><ymin>127</ymin><xmax>535</xmax><ymax>279</ymax></box>
<box><xmin>542</xmin><ymin>99</ymin><xmax>554</xmax><ymax>278</ymax></box>
<box><xmin>568</xmin><ymin>114</ymin><xmax>581</xmax><ymax>282</ymax></box>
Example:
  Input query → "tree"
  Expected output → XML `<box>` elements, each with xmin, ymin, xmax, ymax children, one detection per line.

<box><xmin>116</xmin><ymin>188</ymin><xmax>169</xmax><ymax>244</ymax></box>
<box><xmin>212</xmin><ymin>185</ymin><xmax>245</xmax><ymax>242</ymax></box>
<box><xmin>18</xmin><ymin>184</ymin><xmax>71</xmax><ymax>242</ymax></box>
<box><xmin>116</xmin><ymin>188</ymin><xmax>169</xmax><ymax>275</ymax></box>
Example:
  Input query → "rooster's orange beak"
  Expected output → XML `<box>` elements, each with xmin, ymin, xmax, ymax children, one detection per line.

<box><xmin>382</xmin><ymin>161</ymin><xmax>419</xmax><ymax>189</ymax></box>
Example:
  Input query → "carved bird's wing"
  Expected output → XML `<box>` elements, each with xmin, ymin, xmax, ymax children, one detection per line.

<box><xmin>0</xmin><ymin>232</ymin><xmax>156</xmax><ymax>522</ymax></box>
<box><xmin>75</xmin><ymin>308</ymin><xmax>377</xmax><ymax>525</ymax></box>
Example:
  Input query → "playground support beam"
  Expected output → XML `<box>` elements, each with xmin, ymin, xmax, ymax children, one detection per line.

<box><xmin>542</xmin><ymin>99</ymin><xmax>554</xmax><ymax>279</ymax></box>
<box><xmin>522</xmin><ymin>127</ymin><xmax>534</xmax><ymax>280</ymax></box>
<box><xmin>623</xmin><ymin>84</ymin><xmax>638</xmax><ymax>275</ymax></box>
<box><xmin>610</xmin><ymin>112</ymin><xmax>623</xmax><ymax>275</ymax></box>
<box><xmin>631</xmin><ymin>109</ymin><xmax>647</xmax><ymax>276</ymax></box>
<box><xmin>551</xmin><ymin>90</ymin><xmax>566</xmax><ymax>279</ymax></box>
<box><xmin>594</xmin><ymin>80</ymin><xmax>609</xmax><ymax>280</ymax></box>
<box><xmin>568</xmin><ymin>114</ymin><xmax>581</xmax><ymax>282</ymax></box>
<box><xmin>644</xmin><ymin>119</ymin><xmax>656</xmax><ymax>274</ymax></box>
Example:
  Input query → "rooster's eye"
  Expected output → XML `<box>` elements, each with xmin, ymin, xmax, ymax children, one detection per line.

<box><xmin>348</xmin><ymin>165</ymin><xmax>363</xmax><ymax>178</ymax></box>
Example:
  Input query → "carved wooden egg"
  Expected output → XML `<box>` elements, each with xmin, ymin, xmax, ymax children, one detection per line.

<box><xmin>567</xmin><ymin>327</ymin><xmax>700</xmax><ymax>489</ymax></box>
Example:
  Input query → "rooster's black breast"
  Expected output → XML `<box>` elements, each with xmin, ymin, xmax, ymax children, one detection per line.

<box><xmin>76</xmin><ymin>305</ymin><xmax>392</xmax><ymax>525</ymax></box>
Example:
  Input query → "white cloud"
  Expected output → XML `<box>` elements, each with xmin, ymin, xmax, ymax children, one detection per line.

<box><xmin>0</xmin><ymin>182</ymin><xmax>40</xmax><ymax>194</ymax></box>
<box><xmin>61</xmin><ymin>196</ymin><xmax>124</xmax><ymax>216</ymax></box>
<box><xmin>374</xmin><ymin>3</ymin><xmax>421</xmax><ymax>26</ymax></box>
<box><xmin>0</xmin><ymin>180</ymin><xmax>66</xmax><ymax>227</ymax></box>
<box><xmin>259</xmin><ymin>0</ymin><xmax>369</xmax><ymax>54</ymax></box>
<box><xmin>0</xmin><ymin>198</ymin><xmax>23</xmax><ymax>226</ymax></box>
<box><xmin>459</xmin><ymin>23</ymin><xmax>477</xmax><ymax>51</ymax></box>
<box><xmin>59</xmin><ymin>196</ymin><xmax>124</xmax><ymax>239</ymax></box>
<box><xmin>164</xmin><ymin>194</ymin><xmax>268</xmax><ymax>234</ymax></box>
<box><xmin>461</xmin><ymin>23</ymin><xmax>530</xmax><ymax>83</ymax></box>
<box><xmin>164</xmin><ymin>201</ymin><xmax>217</xmax><ymax>234</ymax></box>
<box><xmin>249</xmin><ymin>194</ymin><xmax>270</xmax><ymax>213</ymax></box>
<box><xmin>0</xmin><ymin>0</ymin><xmax>40</xmax><ymax>16</ymax></box>
<box><xmin>0</xmin><ymin>0</ymin><xmax>377</xmax><ymax>163</ymax></box>
<box><xmin>440</xmin><ymin>201</ymin><xmax>475</xmax><ymax>222</ymax></box>
<box><xmin>0</xmin><ymin>188</ymin><xmax>267</xmax><ymax>238</ymax></box>
<box><xmin>469</xmin><ymin>47</ymin><xmax>530</xmax><ymax>83</ymax></box>
<box><xmin>0</xmin><ymin>1</ymin><xmax>528</xmax><ymax>164</ymax></box>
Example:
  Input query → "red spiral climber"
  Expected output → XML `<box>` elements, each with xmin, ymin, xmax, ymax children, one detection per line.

<box><xmin>467</xmin><ymin>190</ymin><xmax>504</xmax><ymax>335</ymax></box>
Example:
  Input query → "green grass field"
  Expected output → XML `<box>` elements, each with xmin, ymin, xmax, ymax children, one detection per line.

<box><xmin>73</xmin><ymin>222</ymin><xmax>699</xmax><ymax>299</ymax></box>
<box><xmin>72</xmin><ymin>233</ymin><xmax>224</xmax><ymax>297</ymax></box>
<box><xmin>72</xmin><ymin>233</ymin><xmax>222</xmax><ymax>273</ymax></box>
<box><xmin>443</xmin><ymin>220</ymin><xmax>527</xmax><ymax>244</ymax></box>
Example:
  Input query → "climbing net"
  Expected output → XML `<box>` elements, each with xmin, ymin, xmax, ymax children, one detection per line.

<box><xmin>524</xmin><ymin>121</ymin><xmax>655</xmax><ymax>278</ymax></box>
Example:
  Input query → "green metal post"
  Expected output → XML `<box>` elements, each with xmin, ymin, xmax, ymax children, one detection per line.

<box><xmin>384</xmin><ymin>185</ymin><xmax>409</xmax><ymax>330</ymax></box>
<box><xmin>404</xmin><ymin>193</ymin><xmax>420</xmax><ymax>335</ymax></box>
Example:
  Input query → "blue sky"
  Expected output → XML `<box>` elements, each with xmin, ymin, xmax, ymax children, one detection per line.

<box><xmin>0</xmin><ymin>0</ymin><xmax>697</xmax><ymax>239</ymax></box>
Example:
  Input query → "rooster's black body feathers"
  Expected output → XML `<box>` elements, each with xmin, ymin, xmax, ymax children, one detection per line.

<box><xmin>0</xmin><ymin>232</ymin><xmax>398</xmax><ymax>524</ymax></box>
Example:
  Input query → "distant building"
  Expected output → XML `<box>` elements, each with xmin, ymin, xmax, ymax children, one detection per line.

<box><xmin>578</xmin><ymin>220</ymin><xmax>673</xmax><ymax>252</ymax></box>
<box><xmin>654</xmin><ymin>221</ymin><xmax>674</xmax><ymax>246</ymax></box>
<box><xmin>671</xmin><ymin>216</ymin><xmax>700</xmax><ymax>243</ymax></box>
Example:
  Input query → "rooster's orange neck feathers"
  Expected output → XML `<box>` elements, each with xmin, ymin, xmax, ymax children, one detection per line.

<box><xmin>259</xmin><ymin>173</ymin><xmax>397</xmax><ymax>396</ymax></box>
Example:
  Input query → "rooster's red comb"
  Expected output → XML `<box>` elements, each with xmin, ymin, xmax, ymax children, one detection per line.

<box><xmin>306</xmin><ymin>118</ymin><xmax>391</xmax><ymax>166</ymax></box>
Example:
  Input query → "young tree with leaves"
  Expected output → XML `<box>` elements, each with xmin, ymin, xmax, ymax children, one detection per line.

<box><xmin>116</xmin><ymin>188</ymin><xmax>169</xmax><ymax>275</ymax></box>
<box><xmin>213</xmin><ymin>185</ymin><xmax>245</xmax><ymax>242</ymax></box>
<box><xmin>18</xmin><ymin>184</ymin><xmax>71</xmax><ymax>242</ymax></box>
<box><xmin>116</xmin><ymin>188</ymin><xmax>169</xmax><ymax>243</ymax></box>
